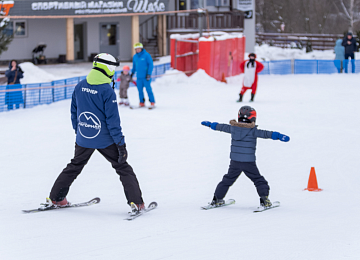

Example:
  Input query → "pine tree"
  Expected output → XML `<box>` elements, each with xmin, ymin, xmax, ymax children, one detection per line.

<box><xmin>0</xmin><ymin>16</ymin><xmax>13</xmax><ymax>56</ymax></box>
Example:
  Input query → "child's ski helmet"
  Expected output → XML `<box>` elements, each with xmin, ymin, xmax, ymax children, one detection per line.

<box><xmin>93</xmin><ymin>53</ymin><xmax>119</xmax><ymax>77</ymax></box>
<box><xmin>238</xmin><ymin>106</ymin><xmax>256</xmax><ymax>123</ymax></box>
<box><xmin>122</xmin><ymin>65</ymin><xmax>130</xmax><ymax>71</ymax></box>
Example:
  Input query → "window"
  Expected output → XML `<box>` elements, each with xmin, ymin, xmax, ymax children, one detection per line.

<box><xmin>191</xmin><ymin>0</ymin><xmax>199</xmax><ymax>9</ymax></box>
<box><xmin>14</xmin><ymin>21</ymin><xmax>26</xmax><ymax>36</ymax></box>
<box><xmin>4</xmin><ymin>20</ymin><xmax>27</xmax><ymax>37</ymax></box>
<box><xmin>207</xmin><ymin>0</ymin><xmax>216</xmax><ymax>6</ymax></box>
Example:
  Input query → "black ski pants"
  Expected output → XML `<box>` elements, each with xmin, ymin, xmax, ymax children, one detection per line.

<box><xmin>214</xmin><ymin>160</ymin><xmax>270</xmax><ymax>199</ymax></box>
<box><xmin>50</xmin><ymin>143</ymin><xmax>143</xmax><ymax>205</ymax></box>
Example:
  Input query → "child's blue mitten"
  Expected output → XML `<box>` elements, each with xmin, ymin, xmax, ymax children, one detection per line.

<box><xmin>272</xmin><ymin>132</ymin><xmax>290</xmax><ymax>142</ymax></box>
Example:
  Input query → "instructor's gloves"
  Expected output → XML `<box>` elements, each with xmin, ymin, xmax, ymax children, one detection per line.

<box><xmin>117</xmin><ymin>143</ymin><xmax>128</xmax><ymax>164</ymax></box>
<box><xmin>201</xmin><ymin>121</ymin><xmax>218</xmax><ymax>130</ymax></box>
<box><xmin>271</xmin><ymin>132</ymin><xmax>290</xmax><ymax>142</ymax></box>
<box><xmin>146</xmin><ymin>74</ymin><xmax>151</xmax><ymax>81</ymax></box>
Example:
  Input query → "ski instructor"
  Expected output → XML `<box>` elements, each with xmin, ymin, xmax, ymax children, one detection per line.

<box><xmin>45</xmin><ymin>53</ymin><xmax>145</xmax><ymax>214</ymax></box>
<box><xmin>131</xmin><ymin>42</ymin><xmax>155</xmax><ymax>108</ymax></box>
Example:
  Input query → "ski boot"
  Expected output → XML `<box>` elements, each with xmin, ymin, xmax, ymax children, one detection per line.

<box><xmin>250</xmin><ymin>93</ymin><xmax>255</xmax><ymax>102</ymax></box>
<box><xmin>210</xmin><ymin>196</ymin><xmax>225</xmax><ymax>207</ymax></box>
<box><xmin>130</xmin><ymin>202</ymin><xmax>145</xmax><ymax>215</ymax></box>
<box><xmin>124</xmin><ymin>98</ymin><xmax>130</xmax><ymax>106</ymax></box>
<box><xmin>237</xmin><ymin>94</ymin><xmax>243</xmax><ymax>102</ymax></box>
<box><xmin>149</xmin><ymin>102</ymin><xmax>155</xmax><ymax>109</ymax></box>
<box><xmin>119</xmin><ymin>98</ymin><xmax>124</xmax><ymax>106</ymax></box>
<box><xmin>40</xmin><ymin>197</ymin><xmax>70</xmax><ymax>210</ymax></box>
<box><xmin>139</xmin><ymin>102</ymin><xmax>145</xmax><ymax>108</ymax></box>
<box><xmin>260</xmin><ymin>196</ymin><xmax>272</xmax><ymax>208</ymax></box>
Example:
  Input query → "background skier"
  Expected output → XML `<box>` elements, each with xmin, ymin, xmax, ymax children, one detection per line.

<box><xmin>334</xmin><ymin>39</ymin><xmax>345</xmax><ymax>73</ymax></box>
<box><xmin>342</xmin><ymin>32</ymin><xmax>357</xmax><ymax>73</ymax></box>
<box><xmin>131</xmin><ymin>42</ymin><xmax>155</xmax><ymax>108</ymax></box>
<box><xmin>45</xmin><ymin>53</ymin><xmax>145</xmax><ymax>214</ymax></box>
<box><xmin>5</xmin><ymin>60</ymin><xmax>24</xmax><ymax>110</ymax></box>
<box><xmin>238</xmin><ymin>53</ymin><xmax>264</xmax><ymax>102</ymax></box>
<box><xmin>117</xmin><ymin>65</ymin><xmax>136</xmax><ymax>106</ymax></box>
<box><xmin>201</xmin><ymin>106</ymin><xmax>290</xmax><ymax>209</ymax></box>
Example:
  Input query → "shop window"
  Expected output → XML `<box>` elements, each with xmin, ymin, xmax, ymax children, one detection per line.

<box><xmin>14</xmin><ymin>21</ymin><xmax>26</xmax><ymax>37</ymax></box>
<box><xmin>207</xmin><ymin>0</ymin><xmax>216</xmax><ymax>6</ymax></box>
<box><xmin>190</xmin><ymin>0</ymin><xmax>199</xmax><ymax>9</ymax></box>
<box><xmin>4</xmin><ymin>20</ymin><xmax>27</xmax><ymax>37</ymax></box>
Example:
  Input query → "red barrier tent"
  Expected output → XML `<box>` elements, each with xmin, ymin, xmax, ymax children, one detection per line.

<box><xmin>170</xmin><ymin>32</ymin><xmax>245</xmax><ymax>81</ymax></box>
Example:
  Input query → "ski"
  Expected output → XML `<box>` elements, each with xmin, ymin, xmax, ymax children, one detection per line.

<box><xmin>148</xmin><ymin>106</ymin><xmax>155</xmax><ymax>110</ymax></box>
<box><xmin>22</xmin><ymin>197</ymin><xmax>100</xmax><ymax>213</ymax></box>
<box><xmin>253</xmin><ymin>201</ymin><xmax>280</xmax><ymax>213</ymax></box>
<box><xmin>125</xmin><ymin>201</ymin><xmax>158</xmax><ymax>221</ymax></box>
<box><xmin>129</xmin><ymin>106</ymin><xmax>146</xmax><ymax>109</ymax></box>
<box><xmin>201</xmin><ymin>199</ymin><xmax>235</xmax><ymax>210</ymax></box>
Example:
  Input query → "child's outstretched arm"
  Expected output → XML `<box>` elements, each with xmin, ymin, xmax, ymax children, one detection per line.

<box><xmin>201</xmin><ymin>121</ymin><xmax>231</xmax><ymax>133</ymax></box>
<box><xmin>253</xmin><ymin>128</ymin><xmax>290</xmax><ymax>142</ymax></box>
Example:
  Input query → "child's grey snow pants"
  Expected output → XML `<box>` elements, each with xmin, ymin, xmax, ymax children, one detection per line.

<box><xmin>214</xmin><ymin>160</ymin><xmax>270</xmax><ymax>199</ymax></box>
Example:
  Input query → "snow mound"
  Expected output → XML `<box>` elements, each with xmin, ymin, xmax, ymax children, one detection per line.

<box><xmin>189</xmin><ymin>69</ymin><xmax>223</xmax><ymax>86</ymax></box>
<box><xmin>153</xmin><ymin>69</ymin><xmax>189</xmax><ymax>86</ymax></box>
<box><xmin>19</xmin><ymin>62</ymin><xmax>57</xmax><ymax>84</ymax></box>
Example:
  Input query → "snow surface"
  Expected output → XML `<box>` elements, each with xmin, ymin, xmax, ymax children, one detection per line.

<box><xmin>1</xmin><ymin>69</ymin><xmax>360</xmax><ymax>260</ymax></box>
<box><xmin>255</xmin><ymin>44</ymin><xmax>360</xmax><ymax>61</ymax></box>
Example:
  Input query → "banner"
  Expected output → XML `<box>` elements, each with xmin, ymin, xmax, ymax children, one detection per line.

<box><xmin>5</xmin><ymin>0</ymin><xmax>170</xmax><ymax>16</ymax></box>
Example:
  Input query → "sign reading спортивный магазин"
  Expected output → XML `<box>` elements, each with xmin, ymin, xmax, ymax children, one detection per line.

<box><xmin>6</xmin><ymin>0</ymin><xmax>169</xmax><ymax>16</ymax></box>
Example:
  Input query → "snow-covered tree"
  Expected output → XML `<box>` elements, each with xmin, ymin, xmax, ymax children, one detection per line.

<box><xmin>0</xmin><ymin>16</ymin><xmax>13</xmax><ymax>56</ymax></box>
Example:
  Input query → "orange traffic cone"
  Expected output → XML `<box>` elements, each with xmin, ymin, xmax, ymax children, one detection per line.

<box><xmin>304</xmin><ymin>167</ymin><xmax>322</xmax><ymax>191</ymax></box>
<box><xmin>221</xmin><ymin>73</ymin><xmax>227</xmax><ymax>83</ymax></box>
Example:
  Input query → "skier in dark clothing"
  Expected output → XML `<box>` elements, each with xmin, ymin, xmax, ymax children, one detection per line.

<box><xmin>43</xmin><ymin>53</ymin><xmax>145</xmax><ymax>214</ymax></box>
<box><xmin>201</xmin><ymin>106</ymin><xmax>290</xmax><ymax>208</ymax></box>
<box><xmin>5</xmin><ymin>60</ymin><xmax>24</xmax><ymax>110</ymax></box>
<box><xmin>342</xmin><ymin>32</ymin><xmax>357</xmax><ymax>73</ymax></box>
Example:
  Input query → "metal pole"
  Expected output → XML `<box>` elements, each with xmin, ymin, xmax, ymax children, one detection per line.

<box><xmin>198</xmin><ymin>0</ymin><xmax>203</xmax><ymax>37</ymax></box>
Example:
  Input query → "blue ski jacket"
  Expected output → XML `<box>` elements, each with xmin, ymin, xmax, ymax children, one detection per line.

<box><xmin>216</xmin><ymin>120</ymin><xmax>273</xmax><ymax>162</ymax></box>
<box><xmin>71</xmin><ymin>78</ymin><xmax>125</xmax><ymax>149</ymax></box>
<box><xmin>131</xmin><ymin>49</ymin><xmax>153</xmax><ymax>79</ymax></box>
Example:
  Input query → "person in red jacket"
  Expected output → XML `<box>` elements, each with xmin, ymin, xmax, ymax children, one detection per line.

<box><xmin>237</xmin><ymin>53</ymin><xmax>264</xmax><ymax>102</ymax></box>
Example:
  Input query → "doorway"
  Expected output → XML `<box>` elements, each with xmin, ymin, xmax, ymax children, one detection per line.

<box><xmin>74</xmin><ymin>23</ymin><xmax>85</xmax><ymax>60</ymax></box>
<box><xmin>99</xmin><ymin>23</ymin><xmax>119</xmax><ymax>58</ymax></box>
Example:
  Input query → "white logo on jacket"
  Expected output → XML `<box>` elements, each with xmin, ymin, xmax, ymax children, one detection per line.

<box><xmin>78</xmin><ymin>112</ymin><xmax>101</xmax><ymax>139</ymax></box>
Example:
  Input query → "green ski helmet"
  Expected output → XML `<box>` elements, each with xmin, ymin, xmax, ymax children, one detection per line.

<box><xmin>93</xmin><ymin>53</ymin><xmax>119</xmax><ymax>78</ymax></box>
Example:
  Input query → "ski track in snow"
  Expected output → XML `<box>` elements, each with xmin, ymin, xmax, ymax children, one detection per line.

<box><xmin>0</xmin><ymin>70</ymin><xmax>360</xmax><ymax>259</ymax></box>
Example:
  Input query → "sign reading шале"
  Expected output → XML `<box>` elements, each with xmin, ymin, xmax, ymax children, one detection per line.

<box><xmin>6</xmin><ymin>0</ymin><xmax>169</xmax><ymax>16</ymax></box>
<box><xmin>236</xmin><ymin>0</ymin><xmax>253</xmax><ymax>19</ymax></box>
<box><xmin>236</xmin><ymin>0</ymin><xmax>252</xmax><ymax>11</ymax></box>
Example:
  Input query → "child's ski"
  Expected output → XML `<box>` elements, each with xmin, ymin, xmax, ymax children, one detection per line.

<box><xmin>201</xmin><ymin>199</ymin><xmax>235</xmax><ymax>210</ymax></box>
<box><xmin>22</xmin><ymin>197</ymin><xmax>100</xmax><ymax>213</ymax></box>
<box><xmin>253</xmin><ymin>201</ymin><xmax>280</xmax><ymax>213</ymax></box>
<box><xmin>125</xmin><ymin>202</ymin><xmax>158</xmax><ymax>221</ymax></box>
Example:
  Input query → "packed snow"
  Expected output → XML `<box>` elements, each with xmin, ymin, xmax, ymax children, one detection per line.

<box><xmin>0</xmin><ymin>68</ymin><xmax>360</xmax><ymax>260</ymax></box>
<box><xmin>254</xmin><ymin>44</ymin><xmax>360</xmax><ymax>61</ymax></box>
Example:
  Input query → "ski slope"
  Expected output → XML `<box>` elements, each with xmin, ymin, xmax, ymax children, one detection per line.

<box><xmin>0</xmin><ymin>70</ymin><xmax>359</xmax><ymax>260</ymax></box>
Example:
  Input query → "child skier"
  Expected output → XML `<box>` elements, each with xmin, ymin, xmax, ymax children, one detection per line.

<box><xmin>238</xmin><ymin>53</ymin><xmax>264</xmax><ymax>102</ymax></box>
<box><xmin>201</xmin><ymin>106</ymin><xmax>290</xmax><ymax>208</ymax></box>
<box><xmin>117</xmin><ymin>65</ymin><xmax>136</xmax><ymax>106</ymax></box>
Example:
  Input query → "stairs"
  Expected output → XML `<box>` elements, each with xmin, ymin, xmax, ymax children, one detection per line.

<box><xmin>139</xmin><ymin>16</ymin><xmax>160</xmax><ymax>60</ymax></box>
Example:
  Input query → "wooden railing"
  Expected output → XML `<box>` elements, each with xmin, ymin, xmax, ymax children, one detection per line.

<box><xmin>256</xmin><ymin>33</ymin><xmax>346</xmax><ymax>51</ymax></box>
<box><xmin>167</xmin><ymin>11</ymin><xmax>244</xmax><ymax>32</ymax></box>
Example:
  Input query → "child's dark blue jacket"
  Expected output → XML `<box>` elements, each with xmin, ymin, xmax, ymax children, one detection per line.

<box><xmin>216</xmin><ymin>120</ymin><xmax>273</xmax><ymax>162</ymax></box>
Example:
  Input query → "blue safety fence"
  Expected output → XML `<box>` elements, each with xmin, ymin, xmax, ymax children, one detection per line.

<box><xmin>0</xmin><ymin>62</ymin><xmax>171</xmax><ymax>113</ymax></box>
<box><xmin>259</xmin><ymin>59</ymin><xmax>360</xmax><ymax>75</ymax></box>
